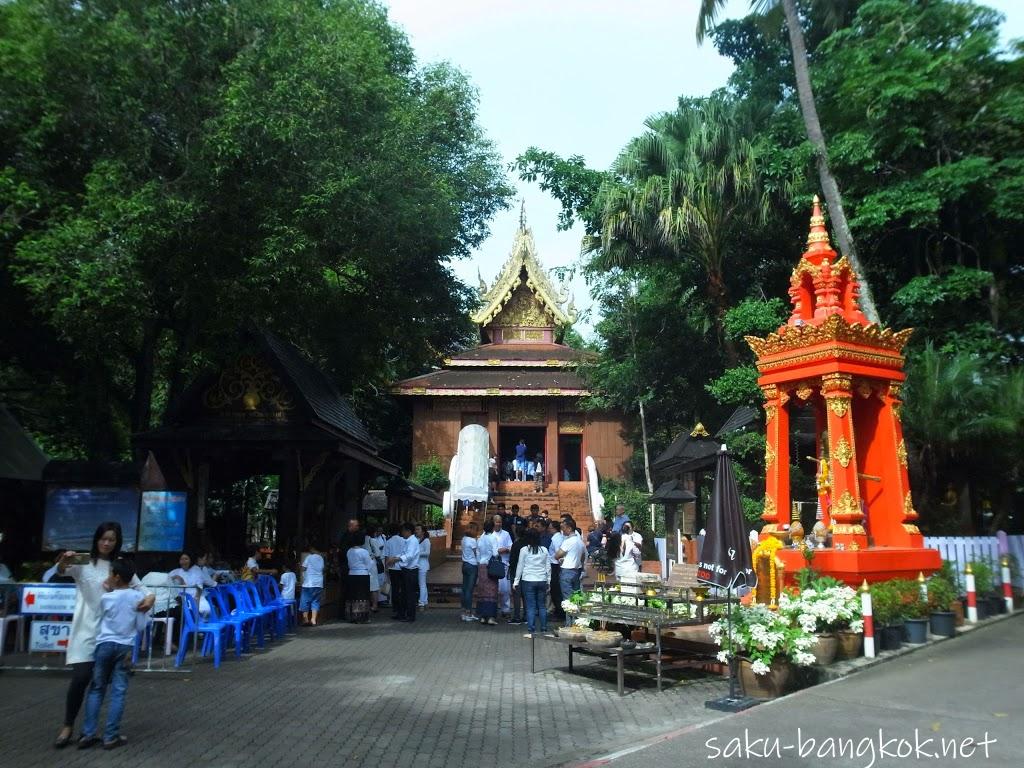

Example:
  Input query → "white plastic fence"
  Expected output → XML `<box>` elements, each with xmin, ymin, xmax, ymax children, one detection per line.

<box><xmin>924</xmin><ymin>535</ymin><xmax>1024</xmax><ymax>590</ymax></box>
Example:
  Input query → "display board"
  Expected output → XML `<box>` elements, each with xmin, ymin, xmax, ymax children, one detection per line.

<box><xmin>43</xmin><ymin>487</ymin><xmax>139</xmax><ymax>552</ymax></box>
<box><xmin>138</xmin><ymin>491</ymin><xmax>187</xmax><ymax>552</ymax></box>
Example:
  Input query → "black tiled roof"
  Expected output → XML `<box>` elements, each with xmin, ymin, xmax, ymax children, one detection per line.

<box><xmin>259</xmin><ymin>328</ymin><xmax>377</xmax><ymax>449</ymax></box>
<box><xmin>0</xmin><ymin>406</ymin><xmax>48</xmax><ymax>481</ymax></box>
<box><xmin>450</xmin><ymin>343</ymin><xmax>594</xmax><ymax>362</ymax></box>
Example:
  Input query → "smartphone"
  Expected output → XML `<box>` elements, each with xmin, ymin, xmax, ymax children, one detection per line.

<box><xmin>70</xmin><ymin>552</ymin><xmax>91</xmax><ymax>566</ymax></box>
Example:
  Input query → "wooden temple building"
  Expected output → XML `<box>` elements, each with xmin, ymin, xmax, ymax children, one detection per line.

<box><xmin>392</xmin><ymin>212</ymin><xmax>632</xmax><ymax>534</ymax></box>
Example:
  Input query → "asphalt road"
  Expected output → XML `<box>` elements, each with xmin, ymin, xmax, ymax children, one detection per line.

<box><xmin>570</xmin><ymin>613</ymin><xmax>1024</xmax><ymax>768</ymax></box>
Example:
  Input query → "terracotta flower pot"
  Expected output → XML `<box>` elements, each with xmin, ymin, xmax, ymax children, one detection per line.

<box><xmin>811</xmin><ymin>633</ymin><xmax>838</xmax><ymax>665</ymax></box>
<box><xmin>739</xmin><ymin>658</ymin><xmax>791</xmax><ymax>699</ymax></box>
<box><xmin>836</xmin><ymin>630</ymin><xmax>862</xmax><ymax>659</ymax></box>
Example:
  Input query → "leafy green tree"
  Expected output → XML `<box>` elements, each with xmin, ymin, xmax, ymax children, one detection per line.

<box><xmin>698</xmin><ymin>0</ymin><xmax>882</xmax><ymax>324</ymax></box>
<box><xmin>0</xmin><ymin>0</ymin><xmax>510</xmax><ymax>458</ymax></box>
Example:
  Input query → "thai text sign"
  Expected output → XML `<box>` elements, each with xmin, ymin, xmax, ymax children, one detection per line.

<box><xmin>30</xmin><ymin>620</ymin><xmax>73</xmax><ymax>652</ymax></box>
<box><xmin>20</xmin><ymin>583</ymin><xmax>77</xmax><ymax>615</ymax></box>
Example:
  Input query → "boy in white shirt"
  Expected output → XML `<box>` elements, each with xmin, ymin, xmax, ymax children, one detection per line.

<box><xmin>300</xmin><ymin>543</ymin><xmax>325</xmax><ymax>626</ymax></box>
<box><xmin>78</xmin><ymin>559</ymin><xmax>150</xmax><ymax>750</ymax></box>
<box><xmin>279</xmin><ymin>561</ymin><xmax>297</xmax><ymax>601</ymax></box>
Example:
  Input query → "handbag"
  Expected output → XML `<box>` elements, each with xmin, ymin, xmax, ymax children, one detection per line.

<box><xmin>487</xmin><ymin>555</ymin><xmax>506</xmax><ymax>579</ymax></box>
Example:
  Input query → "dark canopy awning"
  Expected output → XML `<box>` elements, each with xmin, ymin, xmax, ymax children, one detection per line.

<box><xmin>649</xmin><ymin>479</ymin><xmax>697</xmax><ymax>504</ymax></box>
<box><xmin>0</xmin><ymin>406</ymin><xmax>48</xmax><ymax>481</ymax></box>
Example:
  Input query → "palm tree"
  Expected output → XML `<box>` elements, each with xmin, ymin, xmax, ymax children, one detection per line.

<box><xmin>697</xmin><ymin>0</ymin><xmax>881</xmax><ymax>324</ymax></box>
<box><xmin>585</xmin><ymin>96</ymin><xmax>768</xmax><ymax>363</ymax></box>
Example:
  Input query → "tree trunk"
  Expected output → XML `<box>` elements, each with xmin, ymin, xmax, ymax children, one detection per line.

<box><xmin>780</xmin><ymin>0</ymin><xmax>880</xmax><ymax>325</ymax></box>
<box><xmin>707</xmin><ymin>267</ymin><xmax>739</xmax><ymax>364</ymax></box>
<box><xmin>165</xmin><ymin>318</ymin><xmax>199</xmax><ymax>421</ymax></box>
<box><xmin>131</xmin><ymin>321</ymin><xmax>160</xmax><ymax>443</ymax></box>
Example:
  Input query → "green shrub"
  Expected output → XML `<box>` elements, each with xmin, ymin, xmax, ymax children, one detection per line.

<box><xmin>968</xmin><ymin>560</ymin><xmax>995</xmax><ymax>595</ymax></box>
<box><xmin>926</xmin><ymin>576</ymin><xmax>957</xmax><ymax>613</ymax></box>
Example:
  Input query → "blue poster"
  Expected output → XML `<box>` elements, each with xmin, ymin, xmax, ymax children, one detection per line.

<box><xmin>43</xmin><ymin>487</ymin><xmax>140</xmax><ymax>552</ymax></box>
<box><xmin>137</xmin><ymin>491</ymin><xmax>188</xmax><ymax>552</ymax></box>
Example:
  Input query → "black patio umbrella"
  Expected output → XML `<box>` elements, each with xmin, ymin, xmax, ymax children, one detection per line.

<box><xmin>698</xmin><ymin>446</ymin><xmax>755</xmax><ymax>591</ymax></box>
<box><xmin>700</xmin><ymin>445</ymin><xmax>758</xmax><ymax>712</ymax></box>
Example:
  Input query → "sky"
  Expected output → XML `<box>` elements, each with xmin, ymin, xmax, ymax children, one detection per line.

<box><xmin>383</xmin><ymin>0</ymin><xmax>1024</xmax><ymax>339</ymax></box>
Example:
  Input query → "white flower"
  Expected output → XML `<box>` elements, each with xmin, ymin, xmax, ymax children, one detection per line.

<box><xmin>573</xmin><ymin>617</ymin><xmax>592</xmax><ymax>628</ymax></box>
<box><xmin>750</xmin><ymin>659</ymin><xmax>770</xmax><ymax>676</ymax></box>
<box><xmin>849</xmin><ymin>619</ymin><xmax>863</xmax><ymax>633</ymax></box>
<box><xmin>716</xmin><ymin>650</ymin><xmax>731</xmax><ymax>663</ymax></box>
<box><xmin>794</xmin><ymin>651</ymin><xmax>816</xmax><ymax>667</ymax></box>
<box><xmin>561</xmin><ymin>600</ymin><xmax>580</xmax><ymax>614</ymax></box>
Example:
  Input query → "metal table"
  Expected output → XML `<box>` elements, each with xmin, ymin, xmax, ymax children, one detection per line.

<box><xmin>532</xmin><ymin>633</ymin><xmax>658</xmax><ymax>696</ymax></box>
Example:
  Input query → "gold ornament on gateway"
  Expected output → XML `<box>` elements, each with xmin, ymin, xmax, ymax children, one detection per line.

<box><xmin>896</xmin><ymin>439</ymin><xmax>908</xmax><ymax>467</ymax></box>
<box><xmin>764</xmin><ymin>404</ymin><xmax>777</xmax><ymax>424</ymax></box>
<box><xmin>762</xmin><ymin>495</ymin><xmax>777</xmax><ymax>520</ymax></box>
<box><xmin>795</xmin><ymin>382</ymin><xmax>814</xmax><ymax>401</ymax></box>
<box><xmin>828</xmin><ymin>397</ymin><xmax>850</xmax><ymax>419</ymax></box>
<box><xmin>833</xmin><ymin>436</ymin><xmax>854</xmax><ymax>468</ymax></box>
<box><xmin>764</xmin><ymin>440</ymin><xmax>776</xmax><ymax>467</ymax></box>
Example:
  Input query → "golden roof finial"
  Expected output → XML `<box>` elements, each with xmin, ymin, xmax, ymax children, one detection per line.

<box><xmin>806</xmin><ymin>194</ymin><xmax>832</xmax><ymax>253</ymax></box>
<box><xmin>690</xmin><ymin>422</ymin><xmax>710</xmax><ymax>438</ymax></box>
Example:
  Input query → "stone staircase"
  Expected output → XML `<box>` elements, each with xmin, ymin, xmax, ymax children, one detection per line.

<box><xmin>452</xmin><ymin>481</ymin><xmax>596</xmax><ymax>540</ymax></box>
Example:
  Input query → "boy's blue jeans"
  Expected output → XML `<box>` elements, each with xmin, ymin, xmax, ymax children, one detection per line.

<box><xmin>83</xmin><ymin>641</ymin><xmax>132</xmax><ymax>742</ymax></box>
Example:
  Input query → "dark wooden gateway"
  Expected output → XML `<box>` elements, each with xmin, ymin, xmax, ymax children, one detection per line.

<box><xmin>134</xmin><ymin>325</ymin><xmax>398</xmax><ymax>560</ymax></box>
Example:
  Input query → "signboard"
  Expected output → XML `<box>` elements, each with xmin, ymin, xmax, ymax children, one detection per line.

<box><xmin>20</xmin><ymin>583</ymin><xmax>77</xmax><ymax>615</ymax></box>
<box><xmin>138</xmin><ymin>491</ymin><xmax>187</xmax><ymax>551</ymax></box>
<box><xmin>30</xmin><ymin>620</ymin><xmax>73</xmax><ymax>652</ymax></box>
<box><xmin>43</xmin><ymin>486</ymin><xmax>140</xmax><ymax>552</ymax></box>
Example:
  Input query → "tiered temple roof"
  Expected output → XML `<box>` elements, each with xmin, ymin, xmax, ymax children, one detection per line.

<box><xmin>393</xmin><ymin>210</ymin><xmax>591</xmax><ymax>398</ymax></box>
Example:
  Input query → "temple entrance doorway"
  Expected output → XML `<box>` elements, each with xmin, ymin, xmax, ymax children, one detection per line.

<box><xmin>559</xmin><ymin>434</ymin><xmax>583</xmax><ymax>481</ymax></box>
<box><xmin>498</xmin><ymin>426</ymin><xmax>545</xmax><ymax>481</ymax></box>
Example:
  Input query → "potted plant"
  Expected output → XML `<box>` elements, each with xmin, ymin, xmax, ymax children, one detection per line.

<box><xmin>870</xmin><ymin>581</ymin><xmax>903</xmax><ymax>651</ymax></box>
<box><xmin>709</xmin><ymin>603</ymin><xmax>817</xmax><ymax>699</ymax></box>
<box><xmin>926</xmin><ymin>575</ymin><xmax>957</xmax><ymax>637</ymax></box>
<box><xmin>935</xmin><ymin>561</ymin><xmax>965</xmax><ymax>626</ymax></box>
<box><xmin>779</xmin><ymin>577</ymin><xmax>861</xmax><ymax>664</ymax></box>
<box><xmin>901</xmin><ymin>584</ymin><xmax>930</xmax><ymax>644</ymax></box>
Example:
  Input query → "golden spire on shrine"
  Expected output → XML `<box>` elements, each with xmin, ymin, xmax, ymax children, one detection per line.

<box><xmin>805</xmin><ymin>195</ymin><xmax>834</xmax><ymax>256</ymax></box>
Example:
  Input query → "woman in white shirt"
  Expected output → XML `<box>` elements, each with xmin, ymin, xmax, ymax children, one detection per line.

<box><xmin>611</xmin><ymin>532</ymin><xmax>640</xmax><ymax>580</ymax></box>
<box><xmin>369</xmin><ymin>527</ymin><xmax>388</xmax><ymax>608</ymax></box>
<box><xmin>168</xmin><ymin>552</ymin><xmax>213</xmax><ymax>599</ymax></box>
<box><xmin>460</xmin><ymin>522</ymin><xmax>480</xmax><ymax>621</ymax></box>
<box><xmin>363</xmin><ymin>532</ymin><xmax>383</xmax><ymax>614</ymax></box>
<box><xmin>512</xmin><ymin>528</ymin><xmax>551</xmax><ymax>636</ymax></box>
<box><xmin>415</xmin><ymin>525</ymin><xmax>431</xmax><ymax>609</ymax></box>
<box><xmin>345</xmin><ymin>546</ymin><xmax>373</xmax><ymax>623</ymax></box>
<box><xmin>52</xmin><ymin>522</ymin><xmax>153</xmax><ymax>749</ymax></box>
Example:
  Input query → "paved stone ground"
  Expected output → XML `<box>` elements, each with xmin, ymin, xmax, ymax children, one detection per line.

<box><xmin>0</xmin><ymin>609</ymin><xmax>728</xmax><ymax>768</ymax></box>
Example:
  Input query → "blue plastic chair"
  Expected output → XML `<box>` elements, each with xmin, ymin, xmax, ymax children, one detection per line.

<box><xmin>239</xmin><ymin>581</ymin><xmax>284</xmax><ymax>640</ymax></box>
<box><xmin>205</xmin><ymin>586</ymin><xmax>255</xmax><ymax>657</ymax></box>
<box><xmin>257</xmin><ymin>576</ymin><xmax>294</xmax><ymax>634</ymax></box>
<box><xmin>226</xmin><ymin>583</ymin><xmax>273</xmax><ymax>646</ymax></box>
<box><xmin>175</xmin><ymin>593</ymin><xmax>225</xmax><ymax>668</ymax></box>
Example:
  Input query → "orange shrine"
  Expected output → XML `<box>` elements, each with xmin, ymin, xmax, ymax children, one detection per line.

<box><xmin>745</xmin><ymin>197</ymin><xmax>940</xmax><ymax>584</ymax></box>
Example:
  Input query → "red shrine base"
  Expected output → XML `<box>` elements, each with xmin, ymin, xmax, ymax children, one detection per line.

<box><xmin>776</xmin><ymin>546</ymin><xmax>942</xmax><ymax>588</ymax></box>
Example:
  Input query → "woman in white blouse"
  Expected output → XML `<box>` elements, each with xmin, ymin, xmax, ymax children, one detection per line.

<box><xmin>168</xmin><ymin>552</ymin><xmax>213</xmax><ymax>598</ymax></box>
<box><xmin>345</xmin><ymin>546</ymin><xmax>373</xmax><ymax>623</ymax></box>
<box><xmin>512</xmin><ymin>528</ymin><xmax>551</xmax><ymax>636</ymax></box>
<box><xmin>415</xmin><ymin>524</ymin><xmax>431</xmax><ymax>609</ymax></box>
<box><xmin>53</xmin><ymin>522</ymin><xmax>153</xmax><ymax>749</ymax></box>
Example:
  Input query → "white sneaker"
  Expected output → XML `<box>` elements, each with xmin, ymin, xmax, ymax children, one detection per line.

<box><xmin>468</xmin><ymin>615</ymin><xmax>480</xmax><ymax>621</ymax></box>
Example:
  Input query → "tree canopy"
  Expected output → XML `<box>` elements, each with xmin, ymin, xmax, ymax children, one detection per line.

<box><xmin>0</xmin><ymin>0</ymin><xmax>511</xmax><ymax>460</ymax></box>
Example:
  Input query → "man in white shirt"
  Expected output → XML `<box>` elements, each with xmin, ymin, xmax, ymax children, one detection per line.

<box><xmin>491</xmin><ymin>515</ymin><xmax>513</xmax><ymax>616</ymax></box>
<box><xmin>547</xmin><ymin>520</ymin><xmax>565</xmax><ymax>621</ymax></box>
<box><xmin>388</xmin><ymin>523</ymin><xmax>420</xmax><ymax>622</ymax></box>
<box><xmin>555</xmin><ymin>517</ymin><xmax>586</xmax><ymax>626</ymax></box>
<box><xmin>384</xmin><ymin>526</ymin><xmax>406</xmax><ymax>619</ymax></box>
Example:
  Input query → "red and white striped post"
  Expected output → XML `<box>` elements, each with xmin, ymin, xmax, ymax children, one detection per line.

<box><xmin>1001</xmin><ymin>557</ymin><xmax>1014</xmax><ymax>613</ymax></box>
<box><xmin>861</xmin><ymin>580</ymin><xmax>875</xmax><ymax>658</ymax></box>
<box><xmin>965</xmin><ymin>563</ymin><xmax>978</xmax><ymax>623</ymax></box>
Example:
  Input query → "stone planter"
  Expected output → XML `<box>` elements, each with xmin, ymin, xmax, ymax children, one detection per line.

<box><xmin>739</xmin><ymin>658</ymin><xmax>791</xmax><ymax>699</ymax></box>
<box><xmin>878</xmin><ymin>624</ymin><xmax>903</xmax><ymax>651</ymax></box>
<box><xmin>929</xmin><ymin>611</ymin><xmax>956</xmax><ymax>637</ymax></box>
<box><xmin>990</xmin><ymin>595</ymin><xmax>1007</xmax><ymax>615</ymax></box>
<box><xmin>811</xmin><ymin>633</ymin><xmax>838</xmax><ymax>665</ymax></box>
<box><xmin>904</xmin><ymin>617</ymin><xmax>928</xmax><ymax>644</ymax></box>
<box><xmin>836</xmin><ymin>629</ymin><xmax>862</xmax><ymax>659</ymax></box>
<box><xmin>975</xmin><ymin>599</ymin><xmax>989</xmax><ymax>621</ymax></box>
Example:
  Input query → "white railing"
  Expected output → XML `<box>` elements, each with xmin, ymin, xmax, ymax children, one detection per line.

<box><xmin>924</xmin><ymin>534</ymin><xmax>1024</xmax><ymax>590</ymax></box>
